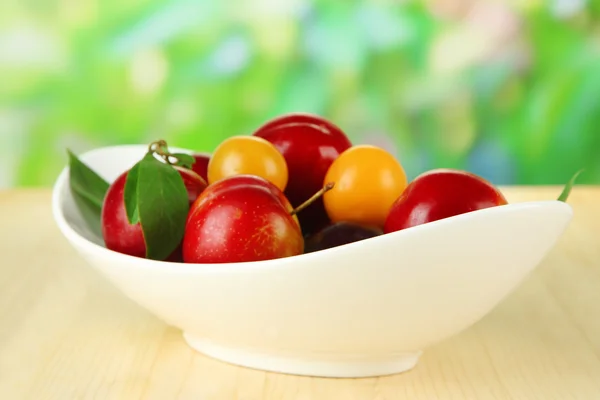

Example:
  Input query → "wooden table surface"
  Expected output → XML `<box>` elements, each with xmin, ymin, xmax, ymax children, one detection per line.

<box><xmin>1</xmin><ymin>186</ymin><xmax>599</xmax><ymax>399</ymax></box>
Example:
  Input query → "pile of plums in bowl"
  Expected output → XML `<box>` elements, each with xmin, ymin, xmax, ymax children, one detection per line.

<box><xmin>52</xmin><ymin>113</ymin><xmax>577</xmax><ymax>378</ymax></box>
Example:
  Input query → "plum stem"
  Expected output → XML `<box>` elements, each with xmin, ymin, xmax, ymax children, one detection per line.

<box><xmin>290</xmin><ymin>182</ymin><xmax>335</xmax><ymax>216</ymax></box>
<box><xmin>148</xmin><ymin>139</ymin><xmax>178</xmax><ymax>166</ymax></box>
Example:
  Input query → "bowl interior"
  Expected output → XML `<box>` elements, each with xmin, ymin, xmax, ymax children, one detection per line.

<box><xmin>52</xmin><ymin>144</ymin><xmax>574</xmax><ymax>273</ymax></box>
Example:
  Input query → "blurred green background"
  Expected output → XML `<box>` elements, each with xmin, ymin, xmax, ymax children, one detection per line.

<box><xmin>1</xmin><ymin>0</ymin><xmax>599</xmax><ymax>189</ymax></box>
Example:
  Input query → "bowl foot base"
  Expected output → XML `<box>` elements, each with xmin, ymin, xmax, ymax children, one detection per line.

<box><xmin>182</xmin><ymin>332</ymin><xmax>422</xmax><ymax>378</ymax></box>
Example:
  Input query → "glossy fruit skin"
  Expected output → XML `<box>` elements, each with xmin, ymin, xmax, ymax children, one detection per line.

<box><xmin>383</xmin><ymin>168</ymin><xmax>508</xmax><ymax>233</ymax></box>
<box><xmin>304</xmin><ymin>222</ymin><xmax>382</xmax><ymax>253</ymax></box>
<box><xmin>207</xmin><ymin>135</ymin><xmax>288</xmax><ymax>191</ymax></box>
<box><xmin>193</xmin><ymin>174</ymin><xmax>300</xmax><ymax>227</ymax></box>
<box><xmin>253</xmin><ymin>113</ymin><xmax>352</xmax><ymax>235</ymax></box>
<box><xmin>182</xmin><ymin>175</ymin><xmax>304</xmax><ymax>263</ymax></box>
<box><xmin>179</xmin><ymin>167</ymin><xmax>209</xmax><ymax>206</ymax></box>
<box><xmin>191</xmin><ymin>153</ymin><xmax>210</xmax><ymax>183</ymax></box>
<box><xmin>101</xmin><ymin>166</ymin><xmax>207</xmax><ymax>259</ymax></box>
<box><xmin>323</xmin><ymin>145</ymin><xmax>408</xmax><ymax>229</ymax></box>
<box><xmin>254</xmin><ymin>112</ymin><xmax>350</xmax><ymax>144</ymax></box>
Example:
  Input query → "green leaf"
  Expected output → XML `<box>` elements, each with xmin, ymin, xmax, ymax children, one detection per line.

<box><xmin>557</xmin><ymin>169</ymin><xmax>584</xmax><ymax>202</ymax></box>
<box><xmin>67</xmin><ymin>149</ymin><xmax>109</xmax><ymax>236</ymax></box>
<box><xmin>170</xmin><ymin>153</ymin><xmax>196</xmax><ymax>169</ymax></box>
<box><xmin>124</xmin><ymin>162</ymin><xmax>141</xmax><ymax>224</ymax></box>
<box><xmin>67</xmin><ymin>149</ymin><xmax>109</xmax><ymax>209</ymax></box>
<box><xmin>125</xmin><ymin>152</ymin><xmax>190</xmax><ymax>261</ymax></box>
<box><xmin>67</xmin><ymin>149</ymin><xmax>110</xmax><ymax>236</ymax></box>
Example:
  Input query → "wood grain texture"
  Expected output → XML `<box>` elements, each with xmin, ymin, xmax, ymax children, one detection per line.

<box><xmin>0</xmin><ymin>186</ymin><xmax>599</xmax><ymax>399</ymax></box>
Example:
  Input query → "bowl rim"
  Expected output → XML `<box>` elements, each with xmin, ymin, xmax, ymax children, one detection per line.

<box><xmin>51</xmin><ymin>144</ymin><xmax>574</xmax><ymax>274</ymax></box>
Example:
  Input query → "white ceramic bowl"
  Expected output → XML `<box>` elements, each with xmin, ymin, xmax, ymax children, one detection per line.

<box><xmin>52</xmin><ymin>144</ymin><xmax>573</xmax><ymax>378</ymax></box>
